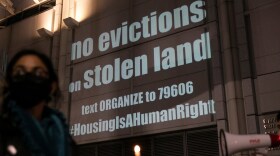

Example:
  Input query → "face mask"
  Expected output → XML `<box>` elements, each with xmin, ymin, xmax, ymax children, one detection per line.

<box><xmin>9</xmin><ymin>73</ymin><xmax>52</xmax><ymax>109</ymax></box>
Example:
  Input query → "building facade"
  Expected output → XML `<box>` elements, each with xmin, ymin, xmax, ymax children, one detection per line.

<box><xmin>0</xmin><ymin>0</ymin><xmax>280</xmax><ymax>155</ymax></box>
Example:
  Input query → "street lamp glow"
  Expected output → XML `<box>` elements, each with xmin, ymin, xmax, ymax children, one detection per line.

<box><xmin>134</xmin><ymin>145</ymin><xmax>141</xmax><ymax>153</ymax></box>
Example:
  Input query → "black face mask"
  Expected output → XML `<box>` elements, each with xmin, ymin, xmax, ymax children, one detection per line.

<box><xmin>9</xmin><ymin>73</ymin><xmax>52</xmax><ymax>109</ymax></box>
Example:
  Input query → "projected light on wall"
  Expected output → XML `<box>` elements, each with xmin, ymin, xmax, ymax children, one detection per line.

<box><xmin>75</xmin><ymin>0</ymin><xmax>97</xmax><ymax>22</ymax></box>
<box><xmin>37</xmin><ymin>9</ymin><xmax>54</xmax><ymax>34</ymax></box>
<box><xmin>33</xmin><ymin>0</ymin><xmax>49</xmax><ymax>4</ymax></box>
<box><xmin>33</xmin><ymin>0</ymin><xmax>40</xmax><ymax>3</ymax></box>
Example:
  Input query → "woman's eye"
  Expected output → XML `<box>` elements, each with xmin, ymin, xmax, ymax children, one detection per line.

<box><xmin>33</xmin><ymin>68</ymin><xmax>49</xmax><ymax>78</ymax></box>
<box><xmin>12</xmin><ymin>68</ymin><xmax>26</xmax><ymax>76</ymax></box>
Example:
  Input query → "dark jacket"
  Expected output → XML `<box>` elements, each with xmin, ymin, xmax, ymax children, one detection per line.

<box><xmin>0</xmin><ymin>114</ymin><xmax>32</xmax><ymax>155</ymax></box>
<box><xmin>0</xmin><ymin>108</ymin><xmax>77</xmax><ymax>156</ymax></box>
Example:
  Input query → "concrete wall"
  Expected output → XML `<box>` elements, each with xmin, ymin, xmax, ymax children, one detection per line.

<box><xmin>0</xmin><ymin>0</ymin><xmax>280</xmax><ymax>155</ymax></box>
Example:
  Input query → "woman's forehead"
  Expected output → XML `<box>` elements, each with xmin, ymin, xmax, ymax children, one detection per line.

<box><xmin>13</xmin><ymin>55</ymin><xmax>48</xmax><ymax>71</ymax></box>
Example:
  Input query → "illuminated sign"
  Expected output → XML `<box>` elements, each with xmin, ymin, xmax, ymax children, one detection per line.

<box><xmin>68</xmin><ymin>0</ymin><xmax>219</xmax><ymax>144</ymax></box>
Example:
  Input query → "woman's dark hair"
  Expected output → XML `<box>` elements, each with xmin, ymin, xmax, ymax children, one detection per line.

<box><xmin>277</xmin><ymin>112</ymin><xmax>280</xmax><ymax>122</ymax></box>
<box><xmin>4</xmin><ymin>49</ymin><xmax>61</xmax><ymax>106</ymax></box>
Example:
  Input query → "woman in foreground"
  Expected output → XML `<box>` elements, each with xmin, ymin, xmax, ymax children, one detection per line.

<box><xmin>0</xmin><ymin>49</ymin><xmax>76</xmax><ymax>156</ymax></box>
